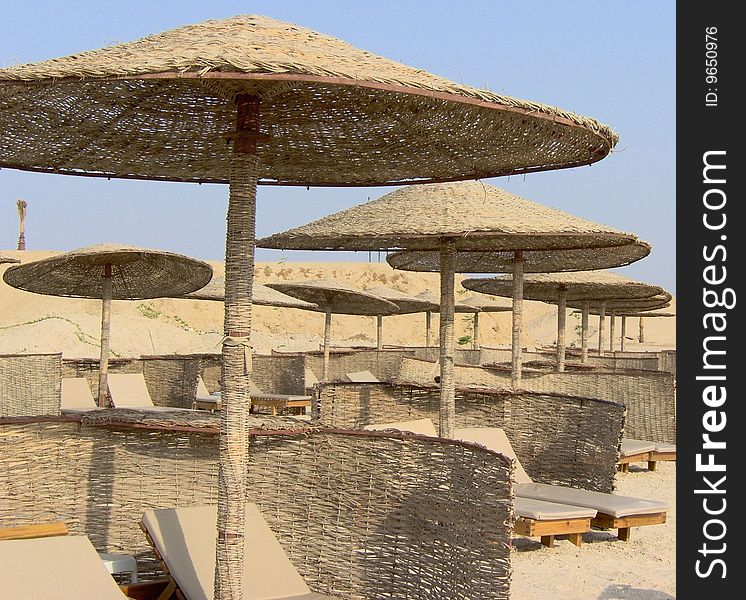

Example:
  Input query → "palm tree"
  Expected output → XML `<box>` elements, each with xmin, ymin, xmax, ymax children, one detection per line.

<box><xmin>16</xmin><ymin>199</ymin><xmax>27</xmax><ymax>250</ymax></box>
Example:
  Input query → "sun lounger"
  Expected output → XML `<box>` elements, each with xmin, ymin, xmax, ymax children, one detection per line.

<box><xmin>343</xmin><ymin>370</ymin><xmax>380</xmax><ymax>383</ymax></box>
<box><xmin>107</xmin><ymin>372</ymin><xmax>196</xmax><ymax>412</ymax></box>
<box><xmin>455</xmin><ymin>426</ymin><xmax>669</xmax><ymax>542</ymax></box>
<box><xmin>0</xmin><ymin>533</ymin><xmax>130</xmax><ymax>599</ymax></box>
<box><xmin>366</xmin><ymin>419</ymin><xmax>595</xmax><ymax>547</ymax></box>
<box><xmin>248</xmin><ymin>381</ymin><xmax>312</xmax><ymax>416</ymax></box>
<box><xmin>619</xmin><ymin>438</ymin><xmax>676</xmax><ymax>472</ymax></box>
<box><xmin>61</xmin><ymin>377</ymin><xmax>100</xmax><ymax>413</ymax></box>
<box><xmin>141</xmin><ymin>504</ymin><xmax>336</xmax><ymax>600</ymax></box>
<box><xmin>193</xmin><ymin>376</ymin><xmax>222</xmax><ymax>411</ymax></box>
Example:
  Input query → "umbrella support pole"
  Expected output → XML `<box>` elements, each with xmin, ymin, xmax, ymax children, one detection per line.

<box><xmin>556</xmin><ymin>289</ymin><xmax>567</xmax><ymax>372</ymax></box>
<box><xmin>598</xmin><ymin>302</ymin><xmax>606</xmax><ymax>357</ymax></box>
<box><xmin>511</xmin><ymin>251</ymin><xmax>524</xmax><ymax>389</ymax></box>
<box><xmin>620</xmin><ymin>315</ymin><xmax>627</xmax><ymax>351</ymax></box>
<box><xmin>425</xmin><ymin>311</ymin><xmax>432</xmax><ymax>347</ymax></box>
<box><xmin>609</xmin><ymin>309</ymin><xmax>616</xmax><ymax>353</ymax></box>
<box><xmin>439</xmin><ymin>240</ymin><xmax>456</xmax><ymax>438</ymax></box>
<box><xmin>472</xmin><ymin>312</ymin><xmax>480</xmax><ymax>350</ymax></box>
<box><xmin>216</xmin><ymin>94</ymin><xmax>264</xmax><ymax>600</ymax></box>
<box><xmin>639</xmin><ymin>316</ymin><xmax>645</xmax><ymax>343</ymax></box>
<box><xmin>97</xmin><ymin>265</ymin><xmax>112</xmax><ymax>407</ymax></box>
<box><xmin>376</xmin><ymin>315</ymin><xmax>383</xmax><ymax>351</ymax></box>
<box><xmin>323</xmin><ymin>308</ymin><xmax>332</xmax><ymax>379</ymax></box>
<box><xmin>580</xmin><ymin>301</ymin><xmax>589</xmax><ymax>364</ymax></box>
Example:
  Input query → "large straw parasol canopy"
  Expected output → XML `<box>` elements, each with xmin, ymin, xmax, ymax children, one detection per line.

<box><xmin>258</xmin><ymin>181</ymin><xmax>646</xmax><ymax>435</ymax></box>
<box><xmin>2</xmin><ymin>243</ymin><xmax>212</xmax><ymax>406</ymax></box>
<box><xmin>0</xmin><ymin>17</ymin><xmax>617</xmax><ymax>186</ymax></box>
<box><xmin>265</xmin><ymin>280</ymin><xmax>398</xmax><ymax>379</ymax></box>
<box><xmin>182</xmin><ymin>276</ymin><xmax>318</xmax><ymax>309</ymax></box>
<box><xmin>415</xmin><ymin>289</ymin><xmax>482</xmax><ymax>313</ymax></box>
<box><xmin>0</xmin><ymin>15</ymin><xmax>619</xmax><ymax>599</ymax></box>
<box><xmin>567</xmin><ymin>292</ymin><xmax>673</xmax><ymax>312</ymax></box>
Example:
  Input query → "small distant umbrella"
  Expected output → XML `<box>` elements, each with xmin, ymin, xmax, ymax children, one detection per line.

<box><xmin>3</xmin><ymin>244</ymin><xmax>212</xmax><ymax>405</ymax></box>
<box><xmin>0</xmin><ymin>255</ymin><xmax>20</xmax><ymax>265</ymax></box>
<box><xmin>265</xmin><ymin>280</ymin><xmax>398</xmax><ymax>379</ymax></box>
<box><xmin>457</xmin><ymin>295</ymin><xmax>512</xmax><ymax>349</ymax></box>
<box><xmin>568</xmin><ymin>292</ymin><xmax>672</xmax><ymax>354</ymax></box>
<box><xmin>414</xmin><ymin>289</ymin><xmax>478</xmax><ymax>348</ymax></box>
<box><xmin>181</xmin><ymin>275</ymin><xmax>318</xmax><ymax>309</ymax></box>
<box><xmin>259</xmin><ymin>182</ymin><xmax>647</xmax><ymax>437</ymax></box>
<box><xmin>577</xmin><ymin>303</ymin><xmax>674</xmax><ymax>351</ymax></box>
<box><xmin>364</xmin><ymin>286</ymin><xmax>438</xmax><ymax>350</ymax></box>
<box><xmin>463</xmin><ymin>271</ymin><xmax>663</xmax><ymax>370</ymax></box>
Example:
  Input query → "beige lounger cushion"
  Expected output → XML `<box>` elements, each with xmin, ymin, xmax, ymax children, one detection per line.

<box><xmin>61</xmin><ymin>377</ymin><xmax>98</xmax><ymax>410</ymax></box>
<box><xmin>515</xmin><ymin>497</ymin><xmax>596</xmax><ymax>520</ymax></box>
<box><xmin>654</xmin><ymin>443</ymin><xmax>676</xmax><ymax>453</ymax></box>
<box><xmin>364</xmin><ymin>418</ymin><xmax>438</xmax><ymax>437</ymax></box>
<box><xmin>142</xmin><ymin>504</ymin><xmax>332</xmax><ymax>600</ymax></box>
<box><xmin>343</xmin><ymin>370</ymin><xmax>380</xmax><ymax>383</ymax></box>
<box><xmin>516</xmin><ymin>482</ymin><xmax>669</xmax><ymax>518</ymax></box>
<box><xmin>620</xmin><ymin>439</ymin><xmax>656</xmax><ymax>456</ymax></box>
<box><xmin>454</xmin><ymin>427</ymin><xmax>532</xmax><ymax>484</ymax></box>
<box><xmin>107</xmin><ymin>373</ymin><xmax>156</xmax><ymax>408</ymax></box>
<box><xmin>0</xmin><ymin>535</ymin><xmax>127</xmax><ymax>599</ymax></box>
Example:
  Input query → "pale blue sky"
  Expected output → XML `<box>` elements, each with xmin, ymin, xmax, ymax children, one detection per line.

<box><xmin>0</xmin><ymin>1</ymin><xmax>676</xmax><ymax>293</ymax></box>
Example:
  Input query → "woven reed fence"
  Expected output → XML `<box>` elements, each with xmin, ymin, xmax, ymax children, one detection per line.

<box><xmin>0</xmin><ymin>353</ymin><xmax>62</xmax><ymax>416</ymax></box>
<box><xmin>288</xmin><ymin>348</ymin><xmax>414</xmax><ymax>382</ymax></box>
<box><xmin>658</xmin><ymin>350</ymin><xmax>676</xmax><ymax>377</ymax></box>
<box><xmin>315</xmin><ymin>382</ymin><xmax>624</xmax><ymax>493</ymax></box>
<box><xmin>62</xmin><ymin>354</ymin><xmax>200</xmax><ymax>408</ymax></box>
<box><xmin>197</xmin><ymin>353</ymin><xmax>311</xmax><ymax>395</ymax></box>
<box><xmin>0</xmin><ymin>415</ymin><xmax>512</xmax><ymax>599</ymax></box>
<box><xmin>395</xmin><ymin>357</ymin><xmax>675</xmax><ymax>444</ymax></box>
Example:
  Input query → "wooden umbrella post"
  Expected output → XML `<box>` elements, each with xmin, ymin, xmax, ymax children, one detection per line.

<box><xmin>97</xmin><ymin>263</ymin><xmax>113</xmax><ymax>408</ymax></box>
<box><xmin>217</xmin><ymin>93</ymin><xmax>265</xmax><ymax>600</ymax></box>
<box><xmin>511</xmin><ymin>251</ymin><xmax>524</xmax><ymax>389</ymax></box>
<box><xmin>620</xmin><ymin>315</ymin><xmax>627</xmax><ymax>351</ymax></box>
<box><xmin>639</xmin><ymin>316</ymin><xmax>645</xmax><ymax>343</ymax></box>
<box><xmin>323</xmin><ymin>307</ymin><xmax>332</xmax><ymax>380</ymax></box>
<box><xmin>439</xmin><ymin>239</ymin><xmax>457</xmax><ymax>438</ymax></box>
<box><xmin>472</xmin><ymin>312</ymin><xmax>480</xmax><ymax>350</ymax></box>
<box><xmin>556</xmin><ymin>288</ymin><xmax>567</xmax><ymax>372</ymax></box>
<box><xmin>580</xmin><ymin>300</ymin><xmax>590</xmax><ymax>364</ymax></box>
<box><xmin>425</xmin><ymin>311</ymin><xmax>432</xmax><ymax>347</ymax></box>
<box><xmin>376</xmin><ymin>315</ymin><xmax>383</xmax><ymax>351</ymax></box>
<box><xmin>598</xmin><ymin>301</ymin><xmax>607</xmax><ymax>357</ymax></box>
<box><xmin>609</xmin><ymin>309</ymin><xmax>616</xmax><ymax>353</ymax></box>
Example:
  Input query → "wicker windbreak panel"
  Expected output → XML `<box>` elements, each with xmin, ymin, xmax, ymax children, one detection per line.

<box><xmin>0</xmin><ymin>353</ymin><xmax>62</xmax><ymax>416</ymax></box>
<box><xmin>315</xmin><ymin>382</ymin><xmax>624</xmax><ymax>492</ymax></box>
<box><xmin>0</xmin><ymin>417</ymin><xmax>512</xmax><ymax>599</ymax></box>
<box><xmin>395</xmin><ymin>357</ymin><xmax>676</xmax><ymax>444</ymax></box>
<box><xmin>302</xmin><ymin>348</ymin><xmax>415</xmax><ymax>383</ymax></box>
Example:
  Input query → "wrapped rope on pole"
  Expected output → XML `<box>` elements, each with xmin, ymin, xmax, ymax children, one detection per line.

<box><xmin>511</xmin><ymin>251</ymin><xmax>524</xmax><ymax>389</ymax></box>
<box><xmin>556</xmin><ymin>288</ymin><xmax>567</xmax><ymax>372</ymax></box>
<box><xmin>581</xmin><ymin>300</ymin><xmax>590</xmax><ymax>364</ymax></box>
<box><xmin>439</xmin><ymin>239</ymin><xmax>457</xmax><ymax>438</ymax></box>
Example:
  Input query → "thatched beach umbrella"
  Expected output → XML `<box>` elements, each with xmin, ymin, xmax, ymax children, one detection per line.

<box><xmin>568</xmin><ymin>292</ymin><xmax>672</xmax><ymax>355</ymax></box>
<box><xmin>182</xmin><ymin>275</ymin><xmax>318</xmax><ymax>310</ymax></box>
<box><xmin>265</xmin><ymin>280</ymin><xmax>398</xmax><ymax>379</ymax></box>
<box><xmin>0</xmin><ymin>255</ymin><xmax>20</xmax><ymax>265</ymax></box>
<box><xmin>364</xmin><ymin>285</ymin><xmax>438</xmax><ymax>350</ymax></box>
<box><xmin>463</xmin><ymin>270</ymin><xmax>662</xmax><ymax>371</ymax></box>
<box><xmin>2</xmin><ymin>244</ymin><xmax>212</xmax><ymax>405</ymax></box>
<box><xmin>259</xmin><ymin>182</ymin><xmax>643</xmax><ymax>437</ymax></box>
<box><xmin>457</xmin><ymin>295</ymin><xmax>512</xmax><ymax>349</ymax></box>
<box><xmin>0</xmin><ymin>14</ymin><xmax>618</xmax><ymax>597</ymax></box>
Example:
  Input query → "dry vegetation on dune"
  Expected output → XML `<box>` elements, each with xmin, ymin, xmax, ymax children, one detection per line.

<box><xmin>1</xmin><ymin>251</ymin><xmax>675</xmax><ymax>358</ymax></box>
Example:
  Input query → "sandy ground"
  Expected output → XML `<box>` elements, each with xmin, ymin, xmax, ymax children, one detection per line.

<box><xmin>1</xmin><ymin>252</ymin><xmax>676</xmax><ymax>357</ymax></box>
<box><xmin>511</xmin><ymin>462</ymin><xmax>676</xmax><ymax>600</ymax></box>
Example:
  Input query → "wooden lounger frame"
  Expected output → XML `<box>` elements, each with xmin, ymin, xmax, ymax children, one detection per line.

<box><xmin>513</xmin><ymin>516</ymin><xmax>591</xmax><ymax>548</ymax></box>
<box><xmin>592</xmin><ymin>511</ymin><xmax>667</xmax><ymax>542</ymax></box>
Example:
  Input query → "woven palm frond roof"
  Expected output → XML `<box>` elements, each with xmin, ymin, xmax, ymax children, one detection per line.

<box><xmin>181</xmin><ymin>275</ymin><xmax>318</xmax><ymax>309</ymax></box>
<box><xmin>259</xmin><ymin>181</ymin><xmax>639</xmax><ymax>252</ymax></box>
<box><xmin>2</xmin><ymin>243</ymin><xmax>212</xmax><ymax>300</ymax></box>
<box><xmin>0</xmin><ymin>15</ymin><xmax>617</xmax><ymax>186</ymax></box>
<box><xmin>462</xmin><ymin>271</ymin><xmax>665</xmax><ymax>303</ymax></box>
<box><xmin>387</xmin><ymin>240</ymin><xmax>651</xmax><ymax>274</ymax></box>
<box><xmin>457</xmin><ymin>295</ymin><xmax>512</xmax><ymax>312</ymax></box>
<box><xmin>567</xmin><ymin>292</ymin><xmax>673</xmax><ymax>311</ymax></box>
<box><xmin>413</xmin><ymin>290</ymin><xmax>481</xmax><ymax>313</ymax></box>
<box><xmin>577</xmin><ymin>308</ymin><xmax>675</xmax><ymax>317</ymax></box>
<box><xmin>364</xmin><ymin>286</ymin><xmax>439</xmax><ymax>314</ymax></box>
<box><xmin>265</xmin><ymin>279</ymin><xmax>399</xmax><ymax>315</ymax></box>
